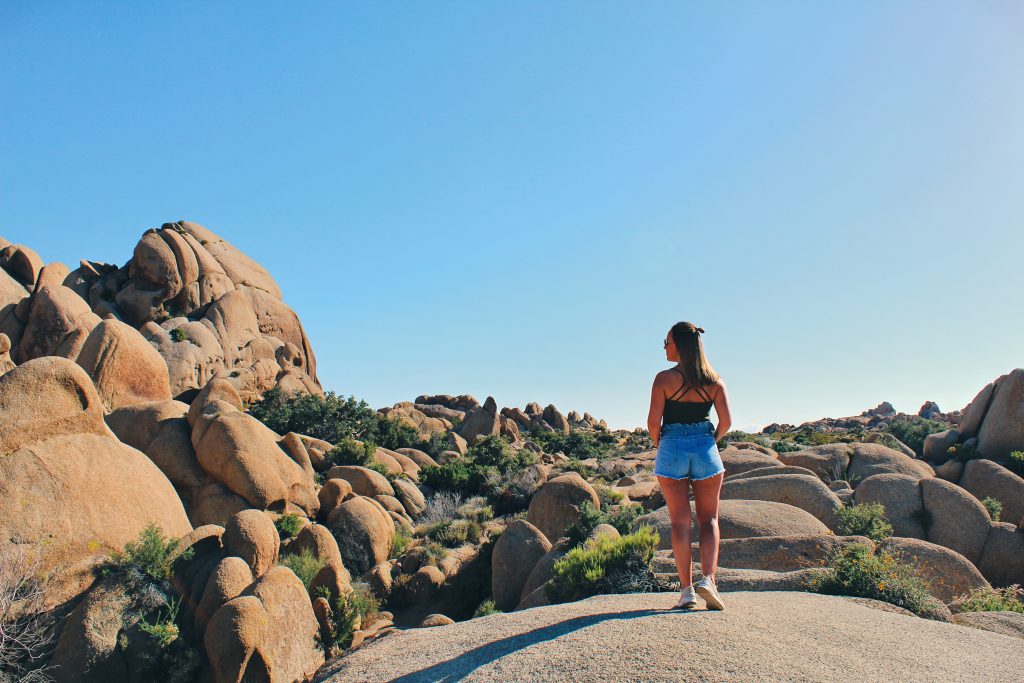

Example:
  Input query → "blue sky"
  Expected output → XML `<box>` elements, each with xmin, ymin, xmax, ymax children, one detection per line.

<box><xmin>2</xmin><ymin>1</ymin><xmax>1022</xmax><ymax>431</ymax></box>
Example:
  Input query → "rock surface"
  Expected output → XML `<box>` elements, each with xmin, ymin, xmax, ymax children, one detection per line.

<box><xmin>311</xmin><ymin>592</ymin><xmax>1024</xmax><ymax>682</ymax></box>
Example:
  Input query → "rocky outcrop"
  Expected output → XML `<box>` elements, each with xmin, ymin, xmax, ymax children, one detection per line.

<box><xmin>458</xmin><ymin>396</ymin><xmax>501</xmax><ymax>445</ymax></box>
<box><xmin>491</xmin><ymin>520</ymin><xmax>551</xmax><ymax>611</ymax></box>
<box><xmin>76</xmin><ymin>318</ymin><xmax>172</xmax><ymax>411</ymax></box>
<box><xmin>0</xmin><ymin>357</ymin><xmax>191</xmax><ymax>607</ymax></box>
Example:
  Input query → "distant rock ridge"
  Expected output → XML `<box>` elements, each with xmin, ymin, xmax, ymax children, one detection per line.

<box><xmin>762</xmin><ymin>400</ymin><xmax>960</xmax><ymax>435</ymax></box>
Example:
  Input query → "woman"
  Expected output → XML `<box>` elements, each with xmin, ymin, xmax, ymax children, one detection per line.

<box><xmin>647</xmin><ymin>321</ymin><xmax>732</xmax><ymax>610</ymax></box>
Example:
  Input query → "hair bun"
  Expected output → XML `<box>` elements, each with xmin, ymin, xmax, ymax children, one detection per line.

<box><xmin>696</xmin><ymin>327</ymin><xmax>705</xmax><ymax>334</ymax></box>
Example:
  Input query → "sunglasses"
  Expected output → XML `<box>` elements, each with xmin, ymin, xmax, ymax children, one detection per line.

<box><xmin>663</xmin><ymin>339</ymin><xmax>670</xmax><ymax>348</ymax></box>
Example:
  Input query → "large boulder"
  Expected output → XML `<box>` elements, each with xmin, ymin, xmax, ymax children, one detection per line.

<box><xmin>326</xmin><ymin>465</ymin><xmax>395</xmax><ymax>498</ymax></box>
<box><xmin>326</xmin><ymin>496</ymin><xmax>395</xmax><ymax>575</ymax></box>
<box><xmin>190</xmin><ymin>379</ymin><xmax>318</xmax><ymax>515</ymax></box>
<box><xmin>195</xmin><ymin>556</ymin><xmax>254</xmax><ymax>635</ymax></box>
<box><xmin>977</xmin><ymin>522</ymin><xmax>1024</xmax><ymax>587</ymax></box>
<box><xmin>542</xmin><ymin>404</ymin><xmax>571</xmax><ymax>434</ymax></box>
<box><xmin>13</xmin><ymin>284</ymin><xmax>100</xmax><ymax>363</ymax></box>
<box><xmin>707</xmin><ymin>534</ymin><xmax>873</xmax><ymax>573</ymax></box>
<box><xmin>458</xmin><ymin>396</ymin><xmax>501</xmax><ymax>445</ymax></box>
<box><xmin>880</xmin><ymin>537</ymin><xmax>990</xmax><ymax>603</ymax></box>
<box><xmin>491</xmin><ymin>519</ymin><xmax>551</xmax><ymax>611</ymax></box>
<box><xmin>719</xmin><ymin>446</ymin><xmax>779</xmax><ymax>476</ymax></box>
<box><xmin>720</xmin><ymin>474</ymin><xmax>842</xmax><ymax>529</ymax></box>
<box><xmin>959</xmin><ymin>458</ymin><xmax>1024</xmax><ymax>526</ymax></box>
<box><xmin>106</xmin><ymin>399</ymin><xmax>205</xmax><ymax>507</ymax></box>
<box><xmin>778</xmin><ymin>444</ymin><xmax>851</xmax><ymax>480</ymax></box>
<box><xmin>847</xmin><ymin>443</ymin><xmax>934</xmax><ymax>481</ymax></box>
<box><xmin>920</xmin><ymin>478</ymin><xmax>993</xmax><ymax>564</ymax></box>
<box><xmin>854</xmin><ymin>474</ymin><xmax>926</xmax><ymax>539</ymax></box>
<box><xmin>526</xmin><ymin>472</ymin><xmax>601</xmax><ymax>542</ymax></box>
<box><xmin>75</xmin><ymin>319</ymin><xmax>172</xmax><ymax>411</ymax></box>
<box><xmin>976</xmin><ymin>369</ymin><xmax>1024</xmax><ymax>461</ymax></box>
<box><xmin>0</xmin><ymin>358</ymin><xmax>191</xmax><ymax>607</ymax></box>
<box><xmin>634</xmin><ymin>500</ymin><xmax>830</xmax><ymax>551</ymax></box>
<box><xmin>223</xmin><ymin>509</ymin><xmax>281</xmax><ymax>578</ymax></box>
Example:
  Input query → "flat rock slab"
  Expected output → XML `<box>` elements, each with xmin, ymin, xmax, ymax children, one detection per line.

<box><xmin>313</xmin><ymin>592</ymin><xmax>1024</xmax><ymax>682</ymax></box>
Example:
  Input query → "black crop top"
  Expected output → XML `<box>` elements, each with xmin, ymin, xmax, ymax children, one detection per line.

<box><xmin>662</xmin><ymin>368</ymin><xmax>714</xmax><ymax>425</ymax></box>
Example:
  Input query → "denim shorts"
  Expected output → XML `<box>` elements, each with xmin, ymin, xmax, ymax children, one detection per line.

<box><xmin>654</xmin><ymin>420</ymin><xmax>725</xmax><ymax>481</ymax></box>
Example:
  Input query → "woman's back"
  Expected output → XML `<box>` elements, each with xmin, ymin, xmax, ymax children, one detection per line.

<box><xmin>662</xmin><ymin>367</ymin><xmax>715</xmax><ymax>425</ymax></box>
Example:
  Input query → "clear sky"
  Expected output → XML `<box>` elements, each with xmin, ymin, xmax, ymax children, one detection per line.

<box><xmin>2</xmin><ymin>1</ymin><xmax>1022</xmax><ymax>431</ymax></box>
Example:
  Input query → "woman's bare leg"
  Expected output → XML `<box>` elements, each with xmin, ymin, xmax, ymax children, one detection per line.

<box><xmin>657</xmin><ymin>475</ymin><xmax>693</xmax><ymax>599</ymax></box>
<box><xmin>691</xmin><ymin>473</ymin><xmax>724</xmax><ymax>581</ymax></box>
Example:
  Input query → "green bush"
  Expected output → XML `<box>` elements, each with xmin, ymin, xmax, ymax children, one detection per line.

<box><xmin>138</xmin><ymin>595</ymin><xmax>184</xmax><ymax>647</ymax></box>
<box><xmin>806</xmin><ymin>543</ymin><xmax>942</xmax><ymax>619</ymax></box>
<box><xmin>981</xmin><ymin>497</ymin><xmax>1002</xmax><ymax>522</ymax></box>
<box><xmin>327</xmin><ymin>438</ymin><xmax>374</xmax><ymax>467</ymax></box>
<box><xmin>564</xmin><ymin>500</ymin><xmax>645</xmax><ymax>547</ymax></box>
<box><xmin>948</xmin><ymin>441</ymin><xmax>978</xmax><ymax>463</ymax></box>
<box><xmin>419</xmin><ymin>436</ymin><xmax>535</xmax><ymax>505</ymax></box>
<box><xmin>274</xmin><ymin>513</ymin><xmax>304</xmax><ymax>539</ymax></box>
<box><xmin>770</xmin><ymin>439</ymin><xmax>804</xmax><ymax>454</ymax></box>
<box><xmin>472</xmin><ymin>599</ymin><xmax>500</xmax><ymax>618</ymax></box>
<box><xmin>103</xmin><ymin>523</ymin><xmax>192</xmax><ymax>583</ymax></box>
<box><xmin>1008</xmin><ymin>451</ymin><xmax>1024</xmax><ymax>477</ymax></box>
<box><xmin>427</xmin><ymin>519</ymin><xmax>483</xmax><ymax>548</ymax></box>
<box><xmin>954</xmin><ymin>584</ymin><xmax>1024</xmax><ymax>613</ymax></box>
<box><xmin>457</xmin><ymin>498</ymin><xmax>494</xmax><ymax>523</ymax></box>
<box><xmin>316</xmin><ymin>582</ymin><xmax>379</xmax><ymax>653</ymax></box>
<box><xmin>418</xmin><ymin>540</ymin><xmax>449</xmax><ymax>566</ymax></box>
<box><xmin>834</xmin><ymin>503</ymin><xmax>893</xmax><ymax>542</ymax></box>
<box><xmin>546</xmin><ymin>526</ymin><xmax>661</xmax><ymax>604</ymax></box>
<box><xmin>279</xmin><ymin>549</ymin><xmax>326</xmax><ymax>590</ymax></box>
<box><xmin>169</xmin><ymin>328</ymin><xmax>190</xmax><ymax>343</ymax></box>
<box><xmin>248</xmin><ymin>388</ymin><xmax>378</xmax><ymax>443</ymax></box>
<box><xmin>885</xmin><ymin>417</ymin><xmax>947</xmax><ymax>458</ymax></box>
<box><xmin>594</xmin><ymin>483</ymin><xmax>624</xmax><ymax>507</ymax></box>
<box><xmin>391</xmin><ymin>526</ymin><xmax>411</xmax><ymax>558</ymax></box>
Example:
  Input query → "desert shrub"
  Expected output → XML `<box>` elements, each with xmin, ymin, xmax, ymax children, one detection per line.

<box><xmin>419</xmin><ymin>436</ymin><xmax>535</xmax><ymax>507</ymax></box>
<box><xmin>0</xmin><ymin>545</ymin><xmax>55</xmax><ymax>682</ymax></box>
<box><xmin>771</xmin><ymin>439</ymin><xmax>804</xmax><ymax>454</ymax></box>
<box><xmin>884</xmin><ymin>417</ymin><xmax>947</xmax><ymax>458</ymax></box>
<box><xmin>806</xmin><ymin>543</ymin><xmax>941</xmax><ymax>618</ymax></box>
<box><xmin>532</xmin><ymin>430</ymin><xmax>609</xmax><ymax>460</ymax></box>
<box><xmin>559</xmin><ymin>459</ymin><xmax>595</xmax><ymax>478</ymax></box>
<box><xmin>274</xmin><ymin>513</ymin><xmax>304</xmax><ymax>539</ymax></box>
<box><xmin>137</xmin><ymin>595</ymin><xmax>184</xmax><ymax>648</ymax></box>
<box><xmin>981</xmin><ymin>497</ymin><xmax>1002</xmax><ymax>522</ymax></box>
<box><xmin>1008</xmin><ymin>451</ymin><xmax>1024</xmax><ymax>477</ymax></box>
<box><xmin>457</xmin><ymin>497</ymin><xmax>494</xmax><ymax>523</ymax></box>
<box><xmin>248</xmin><ymin>388</ymin><xmax>378</xmax><ymax>443</ymax></box>
<box><xmin>721</xmin><ymin>431</ymin><xmax>771</xmax><ymax>447</ymax></box>
<box><xmin>370</xmin><ymin>416</ymin><xmax>421</xmax><ymax>451</ymax></box>
<box><xmin>953</xmin><ymin>585</ymin><xmax>1024</xmax><ymax>613</ymax></box>
<box><xmin>316</xmin><ymin>582</ymin><xmax>379</xmax><ymax>654</ymax></box>
<box><xmin>546</xmin><ymin>526</ymin><xmax>661</xmax><ymax>604</ymax></box>
<box><xmin>391</xmin><ymin>527</ymin><xmax>412</xmax><ymax>558</ymax></box>
<box><xmin>168</xmin><ymin>328</ymin><xmax>190</xmax><ymax>343</ymax></box>
<box><xmin>279</xmin><ymin>550</ymin><xmax>326</xmax><ymax>590</ymax></box>
<box><xmin>326</xmin><ymin>438</ymin><xmax>373</xmax><ymax>467</ymax></box>
<box><xmin>593</xmin><ymin>483</ymin><xmax>624</xmax><ymax>507</ymax></box>
<box><xmin>418</xmin><ymin>540</ymin><xmax>449</xmax><ymax>566</ymax></box>
<box><xmin>472</xmin><ymin>599</ymin><xmax>500</xmax><ymax>618</ymax></box>
<box><xmin>948</xmin><ymin>441</ymin><xmax>978</xmax><ymax>463</ymax></box>
<box><xmin>834</xmin><ymin>503</ymin><xmax>893</xmax><ymax>542</ymax></box>
<box><xmin>564</xmin><ymin>501</ymin><xmax>645</xmax><ymax>547</ymax></box>
<box><xmin>427</xmin><ymin>519</ymin><xmax>483</xmax><ymax>547</ymax></box>
<box><xmin>419</xmin><ymin>492</ymin><xmax>464</xmax><ymax>526</ymax></box>
<box><xmin>103</xmin><ymin>523</ymin><xmax>192</xmax><ymax>583</ymax></box>
<box><xmin>623</xmin><ymin>429</ymin><xmax>653</xmax><ymax>453</ymax></box>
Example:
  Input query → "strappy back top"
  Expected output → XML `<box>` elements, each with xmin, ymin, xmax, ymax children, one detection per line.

<box><xmin>663</xmin><ymin>368</ymin><xmax>714</xmax><ymax>425</ymax></box>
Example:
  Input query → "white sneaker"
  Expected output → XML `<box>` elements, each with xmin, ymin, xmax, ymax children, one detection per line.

<box><xmin>695</xmin><ymin>576</ymin><xmax>725</xmax><ymax>610</ymax></box>
<box><xmin>673</xmin><ymin>585</ymin><xmax>698</xmax><ymax>610</ymax></box>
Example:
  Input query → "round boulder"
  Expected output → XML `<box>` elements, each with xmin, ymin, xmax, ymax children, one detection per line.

<box><xmin>75</xmin><ymin>319</ymin><xmax>172</xmax><ymax>411</ymax></box>
<box><xmin>880</xmin><ymin>537</ymin><xmax>990</xmax><ymax>603</ymax></box>
<box><xmin>326</xmin><ymin>496</ymin><xmax>395</xmax><ymax>575</ymax></box>
<box><xmin>223</xmin><ymin>509</ymin><xmax>280</xmax><ymax>577</ymax></box>
<box><xmin>854</xmin><ymin>474</ymin><xmax>926</xmax><ymax>539</ymax></box>
<box><xmin>491</xmin><ymin>519</ymin><xmax>552</xmax><ymax>611</ymax></box>
<box><xmin>326</xmin><ymin>465</ymin><xmax>395</xmax><ymax>498</ymax></box>
<box><xmin>920</xmin><ymin>478</ymin><xmax>992</xmax><ymax>564</ymax></box>
<box><xmin>526</xmin><ymin>472</ymin><xmax>600</xmax><ymax>542</ymax></box>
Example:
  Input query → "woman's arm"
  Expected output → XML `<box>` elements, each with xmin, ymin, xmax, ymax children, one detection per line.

<box><xmin>712</xmin><ymin>379</ymin><xmax>732</xmax><ymax>442</ymax></box>
<box><xmin>647</xmin><ymin>373</ymin><xmax>666</xmax><ymax>449</ymax></box>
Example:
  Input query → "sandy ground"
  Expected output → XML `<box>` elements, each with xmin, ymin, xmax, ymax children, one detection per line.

<box><xmin>313</xmin><ymin>591</ymin><xmax>1024</xmax><ymax>683</ymax></box>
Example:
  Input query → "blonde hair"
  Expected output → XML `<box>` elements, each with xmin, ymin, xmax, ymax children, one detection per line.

<box><xmin>669</xmin><ymin>321</ymin><xmax>720</xmax><ymax>401</ymax></box>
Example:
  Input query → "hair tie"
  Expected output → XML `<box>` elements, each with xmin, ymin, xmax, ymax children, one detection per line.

<box><xmin>696</xmin><ymin>327</ymin><xmax>705</xmax><ymax>334</ymax></box>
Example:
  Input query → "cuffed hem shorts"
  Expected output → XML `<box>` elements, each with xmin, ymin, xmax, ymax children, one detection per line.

<box><xmin>654</xmin><ymin>420</ymin><xmax>725</xmax><ymax>481</ymax></box>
